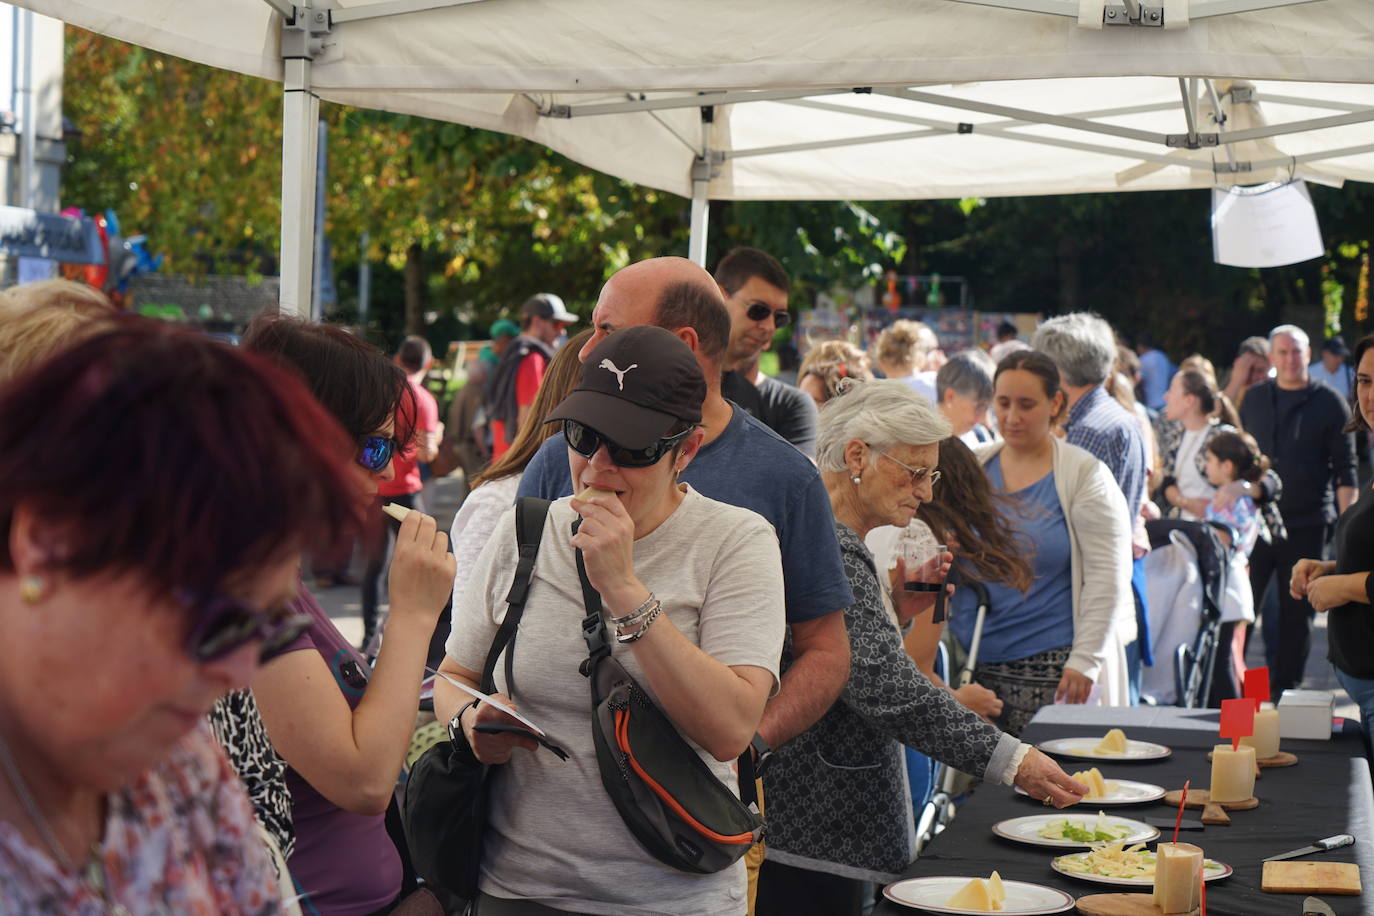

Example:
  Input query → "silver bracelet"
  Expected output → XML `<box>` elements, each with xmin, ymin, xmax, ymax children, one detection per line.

<box><xmin>615</xmin><ymin>600</ymin><xmax>663</xmax><ymax>643</ymax></box>
<box><xmin>608</xmin><ymin>592</ymin><xmax>656</xmax><ymax>628</ymax></box>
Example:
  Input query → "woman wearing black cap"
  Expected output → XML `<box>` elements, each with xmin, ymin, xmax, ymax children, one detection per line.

<box><xmin>435</xmin><ymin>326</ymin><xmax>786</xmax><ymax>915</ymax></box>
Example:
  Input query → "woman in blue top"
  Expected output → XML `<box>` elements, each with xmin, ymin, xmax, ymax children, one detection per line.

<box><xmin>951</xmin><ymin>350</ymin><xmax>1135</xmax><ymax>735</ymax></box>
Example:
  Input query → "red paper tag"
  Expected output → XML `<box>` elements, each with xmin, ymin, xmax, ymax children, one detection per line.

<box><xmin>1220</xmin><ymin>698</ymin><xmax>1255</xmax><ymax>751</ymax></box>
<box><xmin>1243</xmin><ymin>667</ymin><xmax>1270</xmax><ymax>713</ymax></box>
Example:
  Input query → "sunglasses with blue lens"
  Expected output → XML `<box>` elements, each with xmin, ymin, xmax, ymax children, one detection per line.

<box><xmin>563</xmin><ymin>419</ymin><xmax>690</xmax><ymax>468</ymax></box>
<box><xmin>356</xmin><ymin>435</ymin><xmax>397</xmax><ymax>472</ymax></box>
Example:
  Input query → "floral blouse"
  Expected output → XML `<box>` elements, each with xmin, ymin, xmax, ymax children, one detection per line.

<box><xmin>0</xmin><ymin>725</ymin><xmax>281</xmax><ymax>915</ymax></box>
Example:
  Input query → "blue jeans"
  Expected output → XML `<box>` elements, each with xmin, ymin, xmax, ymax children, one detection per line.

<box><xmin>1335</xmin><ymin>666</ymin><xmax>1374</xmax><ymax>755</ymax></box>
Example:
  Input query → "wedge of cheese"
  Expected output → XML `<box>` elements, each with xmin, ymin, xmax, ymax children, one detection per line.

<box><xmin>1071</xmin><ymin>767</ymin><xmax>1116</xmax><ymax>798</ymax></box>
<box><xmin>1093</xmin><ymin>728</ymin><xmax>1129</xmax><ymax>754</ymax></box>
<box><xmin>944</xmin><ymin>875</ymin><xmax>1004</xmax><ymax>911</ymax></box>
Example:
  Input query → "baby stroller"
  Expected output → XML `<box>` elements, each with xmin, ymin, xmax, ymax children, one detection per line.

<box><xmin>1142</xmin><ymin>518</ymin><xmax>1235</xmax><ymax>708</ymax></box>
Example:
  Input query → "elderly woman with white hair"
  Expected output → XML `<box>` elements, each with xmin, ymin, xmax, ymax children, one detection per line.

<box><xmin>755</xmin><ymin>379</ymin><xmax>1087</xmax><ymax>916</ymax></box>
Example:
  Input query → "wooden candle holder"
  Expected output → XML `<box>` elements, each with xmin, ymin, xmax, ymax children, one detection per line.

<box><xmin>1162</xmin><ymin>788</ymin><xmax>1257</xmax><ymax>826</ymax></box>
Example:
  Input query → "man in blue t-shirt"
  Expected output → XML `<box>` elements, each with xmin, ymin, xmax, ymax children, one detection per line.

<box><xmin>518</xmin><ymin>258</ymin><xmax>854</xmax><ymax>755</ymax></box>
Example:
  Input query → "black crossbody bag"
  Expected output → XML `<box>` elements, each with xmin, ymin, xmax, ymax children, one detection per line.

<box><xmin>401</xmin><ymin>497</ymin><xmax>554</xmax><ymax>901</ymax></box>
<box><xmin>573</xmin><ymin>520</ymin><xmax>765</xmax><ymax>874</ymax></box>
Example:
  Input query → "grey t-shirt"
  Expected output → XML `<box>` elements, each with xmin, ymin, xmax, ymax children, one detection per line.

<box><xmin>446</xmin><ymin>486</ymin><xmax>786</xmax><ymax>915</ymax></box>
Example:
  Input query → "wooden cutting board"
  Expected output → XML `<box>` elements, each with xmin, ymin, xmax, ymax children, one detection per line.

<box><xmin>1075</xmin><ymin>893</ymin><xmax>1196</xmax><ymax>915</ymax></box>
<box><xmin>1261</xmin><ymin>861</ymin><xmax>1362</xmax><ymax>895</ymax></box>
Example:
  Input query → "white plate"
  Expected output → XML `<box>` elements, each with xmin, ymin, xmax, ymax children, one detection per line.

<box><xmin>1014</xmin><ymin>778</ymin><xmax>1167</xmax><ymax>806</ymax></box>
<box><xmin>1051</xmin><ymin>850</ymin><xmax>1233</xmax><ymax>887</ymax></box>
<box><xmin>1036</xmin><ymin>736</ymin><xmax>1171</xmax><ymax>761</ymax></box>
<box><xmin>882</xmin><ymin>876</ymin><xmax>1075</xmax><ymax>914</ymax></box>
<box><xmin>991</xmin><ymin>813</ymin><xmax>1159</xmax><ymax>848</ymax></box>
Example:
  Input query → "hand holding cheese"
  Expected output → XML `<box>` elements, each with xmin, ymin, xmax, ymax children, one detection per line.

<box><xmin>945</xmin><ymin>872</ymin><xmax>1006</xmax><ymax>911</ymax></box>
<box><xmin>1093</xmin><ymin>728</ymin><xmax>1129</xmax><ymax>754</ymax></box>
<box><xmin>1069</xmin><ymin>767</ymin><xmax>1118</xmax><ymax>798</ymax></box>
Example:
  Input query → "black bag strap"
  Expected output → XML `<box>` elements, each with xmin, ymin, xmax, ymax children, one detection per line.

<box><xmin>477</xmin><ymin>497</ymin><xmax>552</xmax><ymax>696</ymax></box>
<box><xmin>569</xmin><ymin>517</ymin><xmax>761</xmax><ymax>810</ymax></box>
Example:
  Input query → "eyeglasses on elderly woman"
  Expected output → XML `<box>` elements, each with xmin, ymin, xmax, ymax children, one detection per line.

<box><xmin>563</xmin><ymin>419</ymin><xmax>691</xmax><ymax>468</ymax></box>
<box><xmin>878</xmin><ymin>451</ymin><xmax>942</xmax><ymax>487</ymax></box>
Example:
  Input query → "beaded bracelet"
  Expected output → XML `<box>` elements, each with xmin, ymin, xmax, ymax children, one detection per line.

<box><xmin>615</xmin><ymin>600</ymin><xmax>663</xmax><ymax>644</ymax></box>
<box><xmin>608</xmin><ymin>592</ymin><xmax>657</xmax><ymax>628</ymax></box>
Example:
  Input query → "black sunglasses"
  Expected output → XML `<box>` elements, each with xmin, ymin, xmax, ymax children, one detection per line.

<box><xmin>356</xmin><ymin>435</ymin><xmax>397</xmax><ymax>472</ymax></box>
<box><xmin>183</xmin><ymin>592</ymin><xmax>313</xmax><ymax>664</ymax></box>
<box><xmin>563</xmin><ymin>419</ymin><xmax>690</xmax><ymax>468</ymax></box>
<box><xmin>745</xmin><ymin>303</ymin><xmax>791</xmax><ymax>328</ymax></box>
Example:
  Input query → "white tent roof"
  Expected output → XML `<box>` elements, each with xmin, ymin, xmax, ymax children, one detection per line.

<box><xmin>28</xmin><ymin>0</ymin><xmax>1374</xmax><ymax>305</ymax></box>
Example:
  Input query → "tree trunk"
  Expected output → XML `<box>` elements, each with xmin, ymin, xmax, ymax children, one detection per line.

<box><xmin>404</xmin><ymin>241</ymin><xmax>424</xmax><ymax>336</ymax></box>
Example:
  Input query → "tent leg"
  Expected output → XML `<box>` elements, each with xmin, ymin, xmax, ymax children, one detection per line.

<box><xmin>688</xmin><ymin>155</ymin><xmax>711</xmax><ymax>267</ymax></box>
<box><xmin>280</xmin><ymin>56</ymin><xmax>319</xmax><ymax>317</ymax></box>
<box><xmin>688</xmin><ymin>187</ymin><xmax>709</xmax><ymax>267</ymax></box>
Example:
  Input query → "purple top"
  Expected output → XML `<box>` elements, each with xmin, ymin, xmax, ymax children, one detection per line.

<box><xmin>279</xmin><ymin>588</ymin><xmax>402</xmax><ymax>916</ymax></box>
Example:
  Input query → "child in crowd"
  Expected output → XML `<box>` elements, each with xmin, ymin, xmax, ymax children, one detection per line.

<box><xmin>1203</xmin><ymin>429</ymin><xmax>1270</xmax><ymax>693</ymax></box>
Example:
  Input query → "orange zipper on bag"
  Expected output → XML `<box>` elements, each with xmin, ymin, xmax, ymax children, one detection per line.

<box><xmin>614</xmin><ymin>708</ymin><xmax>754</xmax><ymax>846</ymax></box>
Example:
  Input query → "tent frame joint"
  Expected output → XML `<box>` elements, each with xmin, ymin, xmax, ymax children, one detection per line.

<box><xmin>1167</xmin><ymin>132</ymin><xmax>1219</xmax><ymax>149</ymax></box>
<box><xmin>1104</xmin><ymin>1</ymin><xmax>1164</xmax><ymax>26</ymax></box>
<box><xmin>282</xmin><ymin>4</ymin><xmax>331</xmax><ymax>60</ymax></box>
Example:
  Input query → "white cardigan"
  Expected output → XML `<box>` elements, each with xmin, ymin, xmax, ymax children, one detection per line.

<box><xmin>974</xmin><ymin>437</ymin><xmax>1136</xmax><ymax>706</ymax></box>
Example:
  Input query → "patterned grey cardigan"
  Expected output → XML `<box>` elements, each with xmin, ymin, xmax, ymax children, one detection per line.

<box><xmin>763</xmin><ymin>523</ymin><xmax>1020</xmax><ymax>883</ymax></box>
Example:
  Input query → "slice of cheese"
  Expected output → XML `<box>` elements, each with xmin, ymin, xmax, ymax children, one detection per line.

<box><xmin>575</xmin><ymin>486</ymin><xmax>616</xmax><ymax>502</ymax></box>
<box><xmin>382</xmin><ymin>503</ymin><xmax>412</xmax><ymax>523</ymax></box>
<box><xmin>988</xmin><ymin>871</ymin><xmax>1006</xmax><ymax>907</ymax></box>
<box><xmin>945</xmin><ymin>877</ymin><xmax>1001</xmax><ymax>911</ymax></box>
<box><xmin>1071</xmin><ymin>767</ymin><xmax>1109</xmax><ymax>797</ymax></box>
<box><xmin>1093</xmin><ymin>728</ymin><xmax>1129</xmax><ymax>754</ymax></box>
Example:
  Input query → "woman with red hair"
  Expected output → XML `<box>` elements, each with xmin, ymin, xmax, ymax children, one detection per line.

<box><xmin>0</xmin><ymin>319</ymin><xmax>362</xmax><ymax>912</ymax></box>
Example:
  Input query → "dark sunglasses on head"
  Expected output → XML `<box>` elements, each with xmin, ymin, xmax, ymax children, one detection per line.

<box><xmin>745</xmin><ymin>303</ymin><xmax>791</xmax><ymax>328</ymax></box>
<box><xmin>563</xmin><ymin>419</ymin><xmax>690</xmax><ymax>468</ymax></box>
<box><xmin>356</xmin><ymin>435</ymin><xmax>397</xmax><ymax>472</ymax></box>
<box><xmin>182</xmin><ymin>592</ymin><xmax>313</xmax><ymax>664</ymax></box>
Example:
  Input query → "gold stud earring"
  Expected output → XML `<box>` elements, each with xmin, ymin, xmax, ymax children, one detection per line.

<box><xmin>18</xmin><ymin>574</ymin><xmax>46</xmax><ymax>604</ymax></box>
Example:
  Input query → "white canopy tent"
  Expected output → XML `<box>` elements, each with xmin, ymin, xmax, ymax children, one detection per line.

<box><xmin>28</xmin><ymin>0</ymin><xmax>1374</xmax><ymax>312</ymax></box>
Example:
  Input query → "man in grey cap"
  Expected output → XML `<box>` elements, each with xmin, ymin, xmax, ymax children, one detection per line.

<box><xmin>486</xmin><ymin>293</ymin><xmax>577</xmax><ymax>458</ymax></box>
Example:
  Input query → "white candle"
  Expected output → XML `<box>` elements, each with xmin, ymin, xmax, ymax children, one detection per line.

<box><xmin>1210</xmin><ymin>743</ymin><xmax>1257</xmax><ymax>803</ymax></box>
<box><xmin>1241</xmin><ymin>704</ymin><xmax>1281</xmax><ymax>759</ymax></box>
<box><xmin>1152</xmin><ymin>842</ymin><xmax>1203</xmax><ymax>914</ymax></box>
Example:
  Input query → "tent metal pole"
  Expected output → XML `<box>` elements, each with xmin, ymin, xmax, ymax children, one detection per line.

<box><xmin>1204</xmin><ymin>79</ymin><xmax>1239</xmax><ymax>172</ymax></box>
<box><xmin>782</xmin><ymin>96</ymin><xmax>1182</xmax><ymax>131</ymax></box>
<box><xmin>557</xmin><ymin>87</ymin><xmax>855</xmax><ymax>119</ymax></box>
<box><xmin>1190</xmin><ymin>0</ymin><xmax>1323</xmax><ymax>17</ymax></box>
<box><xmin>1217</xmin><ymin>107</ymin><xmax>1374</xmax><ymax>145</ymax></box>
<box><xmin>279</xmin><ymin>0</ymin><xmax>328</xmax><ymax>319</ymax></box>
<box><xmin>331</xmin><ymin>0</ymin><xmax>500</xmax><ymax>25</ymax></box>
<box><xmin>1245</xmin><ymin>142</ymin><xmax>1374</xmax><ymax>171</ymax></box>
<box><xmin>878</xmin><ymin>87</ymin><xmax>1168</xmax><ymax>145</ymax></box>
<box><xmin>688</xmin><ymin>155</ymin><xmax>710</xmax><ymax>267</ymax></box>
<box><xmin>1179</xmin><ymin>78</ymin><xmax>1199</xmax><ymax>146</ymax></box>
<box><xmin>280</xmin><ymin>57</ymin><xmax>319</xmax><ymax>317</ymax></box>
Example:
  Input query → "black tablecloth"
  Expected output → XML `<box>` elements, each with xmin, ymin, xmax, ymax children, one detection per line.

<box><xmin>873</xmin><ymin>705</ymin><xmax>1374</xmax><ymax>915</ymax></box>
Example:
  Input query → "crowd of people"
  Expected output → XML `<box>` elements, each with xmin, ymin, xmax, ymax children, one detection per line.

<box><xmin>0</xmin><ymin>261</ymin><xmax>1369</xmax><ymax>915</ymax></box>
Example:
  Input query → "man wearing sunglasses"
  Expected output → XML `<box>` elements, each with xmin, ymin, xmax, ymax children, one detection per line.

<box><xmin>715</xmin><ymin>247</ymin><xmax>819</xmax><ymax>459</ymax></box>
<box><xmin>514</xmin><ymin>256</ymin><xmax>855</xmax><ymax>910</ymax></box>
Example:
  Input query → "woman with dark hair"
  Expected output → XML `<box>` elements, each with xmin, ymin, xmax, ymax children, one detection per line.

<box><xmin>1291</xmin><ymin>333</ymin><xmax>1374</xmax><ymax>745</ymax></box>
<box><xmin>0</xmin><ymin>319</ymin><xmax>360</xmax><ymax>912</ymax></box>
<box><xmin>953</xmin><ymin>350</ymin><xmax>1135</xmax><ymax>734</ymax></box>
<box><xmin>1156</xmin><ymin>368</ymin><xmax>1236</xmax><ymax>519</ymax></box>
<box><xmin>901</xmin><ymin>437</ymin><xmax>1033</xmax><ymax>715</ymax></box>
<box><xmin>215</xmin><ymin>315</ymin><xmax>456</xmax><ymax>916</ymax></box>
